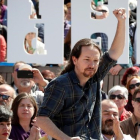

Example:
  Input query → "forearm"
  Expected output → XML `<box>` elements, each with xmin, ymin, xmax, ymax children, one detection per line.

<box><xmin>37</xmin><ymin>116</ymin><xmax>71</xmax><ymax>140</ymax></box>
<box><xmin>109</xmin><ymin>20</ymin><xmax>125</xmax><ymax>60</ymax></box>
<box><xmin>39</xmin><ymin>79</ymin><xmax>49</xmax><ymax>88</ymax></box>
<box><xmin>115</xmin><ymin>134</ymin><xmax>124</xmax><ymax>140</ymax></box>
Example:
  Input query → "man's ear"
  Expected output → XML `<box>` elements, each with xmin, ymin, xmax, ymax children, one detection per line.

<box><xmin>72</xmin><ymin>56</ymin><xmax>77</xmax><ymax>65</ymax></box>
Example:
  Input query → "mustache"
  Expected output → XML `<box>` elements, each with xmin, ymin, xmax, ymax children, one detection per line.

<box><xmin>85</xmin><ymin>68</ymin><xmax>94</xmax><ymax>70</ymax></box>
<box><xmin>105</xmin><ymin>119</ymin><xmax>113</xmax><ymax>125</ymax></box>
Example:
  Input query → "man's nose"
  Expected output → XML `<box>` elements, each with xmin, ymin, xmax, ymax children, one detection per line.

<box><xmin>114</xmin><ymin>97</ymin><xmax>118</xmax><ymax>100</ymax></box>
<box><xmin>109</xmin><ymin>114</ymin><xmax>115</xmax><ymax>120</ymax></box>
<box><xmin>89</xmin><ymin>61</ymin><xmax>95</xmax><ymax>68</ymax></box>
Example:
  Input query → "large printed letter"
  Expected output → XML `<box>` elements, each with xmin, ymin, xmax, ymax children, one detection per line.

<box><xmin>8</xmin><ymin>0</ymin><xmax>63</xmax><ymax>64</ymax></box>
<box><xmin>72</xmin><ymin>0</ymin><xmax>129</xmax><ymax>64</ymax></box>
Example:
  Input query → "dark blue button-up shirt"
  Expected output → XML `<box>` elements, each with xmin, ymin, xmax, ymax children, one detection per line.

<box><xmin>38</xmin><ymin>52</ymin><xmax>117</xmax><ymax>140</ymax></box>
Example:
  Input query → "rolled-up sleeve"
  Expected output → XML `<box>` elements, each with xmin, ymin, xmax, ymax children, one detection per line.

<box><xmin>97</xmin><ymin>52</ymin><xmax>117</xmax><ymax>81</ymax></box>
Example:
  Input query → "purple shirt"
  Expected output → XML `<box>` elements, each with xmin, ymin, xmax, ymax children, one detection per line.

<box><xmin>64</xmin><ymin>20</ymin><xmax>71</xmax><ymax>38</ymax></box>
<box><xmin>0</xmin><ymin>5</ymin><xmax>7</xmax><ymax>24</ymax></box>
<box><xmin>9</xmin><ymin>124</ymin><xmax>45</xmax><ymax>140</ymax></box>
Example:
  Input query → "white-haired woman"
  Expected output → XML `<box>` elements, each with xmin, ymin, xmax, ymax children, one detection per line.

<box><xmin>108</xmin><ymin>85</ymin><xmax>132</xmax><ymax>121</ymax></box>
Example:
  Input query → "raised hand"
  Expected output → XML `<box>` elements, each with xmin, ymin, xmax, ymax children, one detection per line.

<box><xmin>113</xmin><ymin>8</ymin><xmax>126</xmax><ymax>21</ymax></box>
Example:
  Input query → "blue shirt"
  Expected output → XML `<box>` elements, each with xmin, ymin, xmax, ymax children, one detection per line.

<box><xmin>38</xmin><ymin>52</ymin><xmax>116</xmax><ymax>140</ymax></box>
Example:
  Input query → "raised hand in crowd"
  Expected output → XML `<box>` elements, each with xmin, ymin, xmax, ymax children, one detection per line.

<box><xmin>123</xmin><ymin>111</ymin><xmax>132</xmax><ymax>121</ymax></box>
<box><xmin>32</xmin><ymin>68</ymin><xmax>49</xmax><ymax>87</ymax></box>
<box><xmin>113</xmin><ymin>117</ymin><xmax>124</xmax><ymax>140</ymax></box>
<box><xmin>27</xmin><ymin>125</ymin><xmax>41</xmax><ymax>140</ymax></box>
<box><xmin>109</xmin><ymin>64</ymin><xmax>122</xmax><ymax>75</ymax></box>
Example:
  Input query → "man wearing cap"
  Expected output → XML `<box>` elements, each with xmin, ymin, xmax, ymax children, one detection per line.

<box><xmin>120</xmin><ymin>87</ymin><xmax>140</xmax><ymax>139</ymax></box>
<box><xmin>12</xmin><ymin>62</ymin><xmax>48</xmax><ymax>107</ymax></box>
<box><xmin>15</xmin><ymin>63</ymin><xmax>48</xmax><ymax>107</ymax></box>
<box><xmin>0</xmin><ymin>84</ymin><xmax>16</xmax><ymax>108</ymax></box>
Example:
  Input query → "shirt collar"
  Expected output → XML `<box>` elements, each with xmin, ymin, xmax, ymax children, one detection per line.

<box><xmin>102</xmin><ymin>134</ymin><xmax>115</xmax><ymax>140</ymax></box>
<box><xmin>69</xmin><ymin>70</ymin><xmax>80</xmax><ymax>84</ymax></box>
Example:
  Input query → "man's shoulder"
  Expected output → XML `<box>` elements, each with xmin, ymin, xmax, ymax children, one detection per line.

<box><xmin>48</xmin><ymin>72</ymin><xmax>71</xmax><ymax>87</ymax></box>
<box><xmin>123</xmin><ymin>134</ymin><xmax>135</xmax><ymax>140</ymax></box>
<box><xmin>120</xmin><ymin>116</ymin><xmax>132</xmax><ymax>128</ymax></box>
<box><xmin>54</xmin><ymin>72</ymin><xmax>70</xmax><ymax>82</ymax></box>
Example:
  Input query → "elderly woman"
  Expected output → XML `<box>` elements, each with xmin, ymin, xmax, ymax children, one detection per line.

<box><xmin>108</xmin><ymin>85</ymin><xmax>132</xmax><ymax>121</ymax></box>
<box><xmin>125</xmin><ymin>75</ymin><xmax>140</xmax><ymax>112</ymax></box>
<box><xmin>0</xmin><ymin>105</ymin><xmax>12</xmax><ymax>140</ymax></box>
<box><xmin>9</xmin><ymin>93</ymin><xmax>48</xmax><ymax>140</ymax></box>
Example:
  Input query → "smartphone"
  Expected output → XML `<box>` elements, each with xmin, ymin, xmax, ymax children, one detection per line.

<box><xmin>17</xmin><ymin>70</ymin><xmax>33</xmax><ymax>78</ymax></box>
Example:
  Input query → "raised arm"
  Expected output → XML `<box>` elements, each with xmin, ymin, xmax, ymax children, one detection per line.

<box><xmin>108</xmin><ymin>8</ymin><xmax>126</xmax><ymax>60</ymax></box>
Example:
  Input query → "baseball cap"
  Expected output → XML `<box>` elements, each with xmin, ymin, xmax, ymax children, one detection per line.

<box><xmin>18</xmin><ymin>64</ymin><xmax>32</xmax><ymax>71</ymax></box>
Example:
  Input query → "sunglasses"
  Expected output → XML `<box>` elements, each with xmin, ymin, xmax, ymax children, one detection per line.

<box><xmin>109</xmin><ymin>94</ymin><xmax>125</xmax><ymax>100</ymax></box>
<box><xmin>0</xmin><ymin>94</ymin><xmax>10</xmax><ymax>100</ymax></box>
<box><xmin>133</xmin><ymin>98</ymin><xmax>140</xmax><ymax>103</ymax></box>
<box><xmin>129</xmin><ymin>82</ymin><xmax>140</xmax><ymax>90</ymax></box>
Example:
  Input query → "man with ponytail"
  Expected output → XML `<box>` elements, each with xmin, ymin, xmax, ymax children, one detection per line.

<box><xmin>36</xmin><ymin>8</ymin><xmax>126</xmax><ymax>140</ymax></box>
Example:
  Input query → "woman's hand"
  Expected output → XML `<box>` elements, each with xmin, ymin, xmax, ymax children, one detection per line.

<box><xmin>27</xmin><ymin>126</ymin><xmax>38</xmax><ymax>140</ymax></box>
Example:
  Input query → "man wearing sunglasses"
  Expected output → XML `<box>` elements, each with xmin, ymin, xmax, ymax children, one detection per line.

<box><xmin>108</xmin><ymin>85</ymin><xmax>132</xmax><ymax>121</ymax></box>
<box><xmin>120</xmin><ymin>87</ymin><xmax>140</xmax><ymax>139</ymax></box>
<box><xmin>0</xmin><ymin>84</ymin><xmax>16</xmax><ymax>108</ymax></box>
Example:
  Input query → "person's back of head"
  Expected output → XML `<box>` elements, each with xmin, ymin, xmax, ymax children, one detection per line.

<box><xmin>0</xmin><ymin>105</ymin><xmax>13</xmax><ymax>121</ymax></box>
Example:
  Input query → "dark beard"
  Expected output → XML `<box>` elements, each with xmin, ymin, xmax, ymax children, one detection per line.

<box><xmin>102</xmin><ymin>119</ymin><xmax>114</xmax><ymax>136</ymax></box>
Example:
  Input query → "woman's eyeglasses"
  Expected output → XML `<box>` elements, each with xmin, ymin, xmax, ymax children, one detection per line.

<box><xmin>0</xmin><ymin>94</ymin><xmax>10</xmax><ymax>100</ymax></box>
<box><xmin>109</xmin><ymin>94</ymin><xmax>125</xmax><ymax>100</ymax></box>
<box><xmin>129</xmin><ymin>82</ymin><xmax>140</xmax><ymax>90</ymax></box>
<box><xmin>133</xmin><ymin>98</ymin><xmax>140</xmax><ymax>103</ymax></box>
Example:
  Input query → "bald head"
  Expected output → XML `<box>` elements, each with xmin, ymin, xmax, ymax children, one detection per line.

<box><xmin>102</xmin><ymin>99</ymin><xmax>119</xmax><ymax>136</ymax></box>
<box><xmin>102</xmin><ymin>99</ymin><xmax>118</xmax><ymax>113</ymax></box>
<box><xmin>0</xmin><ymin>84</ymin><xmax>16</xmax><ymax>108</ymax></box>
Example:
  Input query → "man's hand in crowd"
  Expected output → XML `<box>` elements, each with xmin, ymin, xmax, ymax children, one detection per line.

<box><xmin>113</xmin><ymin>117</ymin><xmax>124</xmax><ymax>140</ymax></box>
<box><xmin>109</xmin><ymin>64</ymin><xmax>122</xmax><ymax>75</ymax></box>
<box><xmin>32</xmin><ymin>68</ymin><xmax>49</xmax><ymax>87</ymax></box>
<box><xmin>123</xmin><ymin>111</ymin><xmax>132</xmax><ymax>121</ymax></box>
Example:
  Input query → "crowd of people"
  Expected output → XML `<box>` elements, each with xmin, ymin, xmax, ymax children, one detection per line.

<box><xmin>0</xmin><ymin>0</ymin><xmax>140</xmax><ymax>140</ymax></box>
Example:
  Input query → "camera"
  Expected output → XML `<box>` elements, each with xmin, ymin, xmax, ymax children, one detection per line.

<box><xmin>17</xmin><ymin>70</ymin><xmax>33</xmax><ymax>78</ymax></box>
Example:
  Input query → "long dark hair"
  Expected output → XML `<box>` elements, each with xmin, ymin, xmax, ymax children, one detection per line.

<box><xmin>61</xmin><ymin>38</ymin><xmax>101</xmax><ymax>75</ymax></box>
<box><xmin>11</xmin><ymin>93</ymin><xmax>38</xmax><ymax>125</ymax></box>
